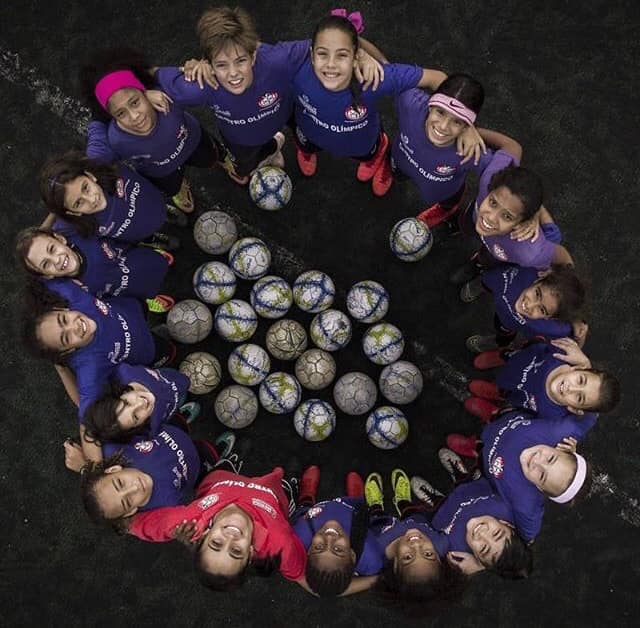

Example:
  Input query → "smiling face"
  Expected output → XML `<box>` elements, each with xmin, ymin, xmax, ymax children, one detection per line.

<box><xmin>116</xmin><ymin>382</ymin><xmax>156</xmax><ymax>430</ymax></box>
<box><xmin>465</xmin><ymin>516</ymin><xmax>514</xmax><ymax>568</ymax></box>
<box><xmin>390</xmin><ymin>528</ymin><xmax>441</xmax><ymax>583</ymax></box>
<box><xmin>308</xmin><ymin>519</ymin><xmax>355</xmax><ymax>571</ymax></box>
<box><xmin>63</xmin><ymin>173</ymin><xmax>108</xmax><ymax>216</ymax></box>
<box><xmin>26</xmin><ymin>233</ymin><xmax>80</xmax><ymax>277</ymax></box>
<box><xmin>547</xmin><ymin>368</ymin><xmax>602</xmax><ymax>411</ymax></box>
<box><xmin>475</xmin><ymin>186</ymin><xmax>526</xmax><ymax>236</ymax></box>
<box><xmin>37</xmin><ymin>309</ymin><xmax>97</xmax><ymax>353</ymax></box>
<box><xmin>426</xmin><ymin>106</ymin><xmax>468</xmax><ymax>147</ymax></box>
<box><xmin>520</xmin><ymin>445</ymin><xmax>577</xmax><ymax>497</ymax></box>
<box><xmin>95</xmin><ymin>465</ymin><xmax>153</xmax><ymax>518</ymax></box>
<box><xmin>211</xmin><ymin>43</ymin><xmax>256</xmax><ymax>94</ymax></box>
<box><xmin>311</xmin><ymin>28</ymin><xmax>357</xmax><ymax>92</ymax></box>
<box><xmin>515</xmin><ymin>282</ymin><xmax>560</xmax><ymax>320</ymax></box>
<box><xmin>107</xmin><ymin>87</ymin><xmax>157</xmax><ymax>136</ymax></box>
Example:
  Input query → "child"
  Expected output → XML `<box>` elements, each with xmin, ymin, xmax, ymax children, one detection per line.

<box><xmin>39</xmin><ymin>151</ymin><xmax>178</xmax><ymax>250</ymax></box>
<box><xmin>15</xmin><ymin>226</ymin><xmax>174</xmax><ymax>312</ymax></box>
<box><xmin>465</xmin><ymin>338</ymin><xmax>620</xmax><ymax>434</ymax></box>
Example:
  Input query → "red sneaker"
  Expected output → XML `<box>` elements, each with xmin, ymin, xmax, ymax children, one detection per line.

<box><xmin>356</xmin><ymin>132</ymin><xmax>389</xmax><ymax>182</ymax></box>
<box><xmin>468</xmin><ymin>380</ymin><xmax>501</xmax><ymax>400</ymax></box>
<box><xmin>300</xmin><ymin>465</ymin><xmax>320</xmax><ymax>503</ymax></box>
<box><xmin>345</xmin><ymin>471</ymin><xmax>364</xmax><ymax>497</ymax></box>
<box><xmin>474</xmin><ymin>349</ymin><xmax>506</xmax><ymax>370</ymax></box>
<box><xmin>372</xmin><ymin>157</ymin><xmax>393</xmax><ymax>197</ymax></box>
<box><xmin>464</xmin><ymin>396</ymin><xmax>500</xmax><ymax>424</ymax></box>
<box><xmin>155</xmin><ymin>249</ymin><xmax>175</xmax><ymax>266</ymax></box>
<box><xmin>296</xmin><ymin>145</ymin><xmax>317</xmax><ymax>177</ymax></box>
<box><xmin>416</xmin><ymin>202</ymin><xmax>459</xmax><ymax>229</ymax></box>
<box><xmin>446</xmin><ymin>433</ymin><xmax>480</xmax><ymax>459</ymax></box>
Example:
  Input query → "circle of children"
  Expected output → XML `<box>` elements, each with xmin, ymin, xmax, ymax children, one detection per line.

<box><xmin>16</xmin><ymin>4</ymin><xmax>621</xmax><ymax>612</ymax></box>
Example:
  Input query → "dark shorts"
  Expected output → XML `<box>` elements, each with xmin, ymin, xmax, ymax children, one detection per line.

<box><xmin>220</xmin><ymin>136</ymin><xmax>279</xmax><ymax>177</ymax></box>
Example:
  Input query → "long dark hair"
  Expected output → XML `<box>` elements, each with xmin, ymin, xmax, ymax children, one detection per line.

<box><xmin>433</xmin><ymin>73</ymin><xmax>485</xmax><ymax>115</ymax></box>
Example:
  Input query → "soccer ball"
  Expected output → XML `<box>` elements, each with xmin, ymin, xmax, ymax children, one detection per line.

<box><xmin>333</xmin><ymin>372</ymin><xmax>377</xmax><ymax>416</ymax></box>
<box><xmin>294</xmin><ymin>399</ymin><xmax>336</xmax><ymax>442</ymax></box>
<box><xmin>346</xmin><ymin>280</ymin><xmax>389</xmax><ymax>323</ymax></box>
<box><xmin>193</xmin><ymin>209</ymin><xmax>238</xmax><ymax>254</ymax></box>
<box><xmin>250</xmin><ymin>275</ymin><xmax>293</xmax><ymax>319</ymax></box>
<box><xmin>259</xmin><ymin>372</ymin><xmax>302</xmax><ymax>414</ymax></box>
<box><xmin>366</xmin><ymin>406</ymin><xmax>409</xmax><ymax>449</ymax></box>
<box><xmin>389</xmin><ymin>217</ymin><xmax>433</xmax><ymax>262</ymax></box>
<box><xmin>295</xmin><ymin>348</ymin><xmax>337</xmax><ymax>390</ymax></box>
<box><xmin>379</xmin><ymin>360</ymin><xmax>424</xmax><ymax>404</ymax></box>
<box><xmin>193</xmin><ymin>261</ymin><xmax>237</xmax><ymax>305</ymax></box>
<box><xmin>214</xmin><ymin>299</ymin><xmax>258</xmax><ymax>342</ymax></box>
<box><xmin>362</xmin><ymin>323</ymin><xmax>405</xmax><ymax>365</ymax></box>
<box><xmin>310</xmin><ymin>309</ymin><xmax>352</xmax><ymax>352</ymax></box>
<box><xmin>166</xmin><ymin>299</ymin><xmax>212</xmax><ymax>344</ymax></box>
<box><xmin>179</xmin><ymin>352</ymin><xmax>221</xmax><ymax>394</ymax></box>
<box><xmin>249</xmin><ymin>166</ymin><xmax>293</xmax><ymax>211</ymax></box>
<box><xmin>265</xmin><ymin>319</ymin><xmax>308</xmax><ymax>360</ymax></box>
<box><xmin>214</xmin><ymin>385</ymin><xmax>258</xmax><ymax>429</ymax></box>
<box><xmin>228</xmin><ymin>237</ymin><xmax>271</xmax><ymax>280</ymax></box>
<box><xmin>292</xmin><ymin>270</ymin><xmax>335</xmax><ymax>313</ymax></box>
<box><xmin>228</xmin><ymin>343</ymin><xmax>271</xmax><ymax>386</ymax></box>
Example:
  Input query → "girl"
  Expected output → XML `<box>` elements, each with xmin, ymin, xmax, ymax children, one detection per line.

<box><xmin>15</xmin><ymin>225</ymin><xmax>174</xmax><ymax>312</ymax></box>
<box><xmin>464</xmin><ymin>337</ymin><xmax>620</xmax><ymax>431</ymax></box>
<box><xmin>81</xmin><ymin>47</ymin><xmax>225</xmax><ymax>213</ymax></box>
<box><xmin>392</xmin><ymin>73</ymin><xmax>521</xmax><ymax>226</ymax></box>
<box><xmin>39</xmin><ymin>151</ymin><xmax>178</xmax><ymax>251</ymax></box>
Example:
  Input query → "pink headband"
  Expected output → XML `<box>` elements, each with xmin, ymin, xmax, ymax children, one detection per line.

<box><xmin>330</xmin><ymin>8</ymin><xmax>365</xmax><ymax>33</ymax></box>
<box><xmin>94</xmin><ymin>70</ymin><xmax>146</xmax><ymax>111</ymax></box>
<box><xmin>428</xmin><ymin>93</ymin><xmax>477</xmax><ymax>126</ymax></box>
<box><xmin>549</xmin><ymin>453</ymin><xmax>587</xmax><ymax>504</ymax></box>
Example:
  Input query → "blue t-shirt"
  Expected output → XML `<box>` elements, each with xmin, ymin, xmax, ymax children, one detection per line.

<box><xmin>391</xmin><ymin>89</ymin><xmax>495</xmax><ymax>205</ymax></box>
<box><xmin>155</xmin><ymin>41</ymin><xmax>309</xmax><ymax>147</ymax></box>
<box><xmin>431</xmin><ymin>478</ymin><xmax>514</xmax><ymax>554</ymax></box>
<box><xmin>47</xmin><ymin>278</ymin><xmax>155</xmax><ymax>420</ymax></box>
<box><xmin>482</xmin><ymin>264</ymin><xmax>573</xmax><ymax>340</ymax></box>
<box><xmin>102</xmin><ymin>424</ymin><xmax>199</xmax><ymax>511</ymax></box>
<box><xmin>52</xmin><ymin>219</ymin><xmax>168</xmax><ymax>299</ymax></box>
<box><xmin>292</xmin><ymin>60</ymin><xmax>422</xmax><ymax>156</ymax></box>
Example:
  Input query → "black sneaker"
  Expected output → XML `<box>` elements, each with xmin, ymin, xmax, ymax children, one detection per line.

<box><xmin>214</xmin><ymin>452</ymin><xmax>243</xmax><ymax>474</ymax></box>
<box><xmin>141</xmin><ymin>231</ymin><xmax>181</xmax><ymax>252</ymax></box>
<box><xmin>165</xmin><ymin>203</ymin><xmax>189</xmax><ymax>228</ymax></box>
<box><xmin>450</xmin><ymin>254</ymin><xmax>482</xmax><ymax>285</ymax></box>
<box><xmin>281</xmin><ymin>477</ymin><xmax>299</xmax><ymax>516</ymax></box>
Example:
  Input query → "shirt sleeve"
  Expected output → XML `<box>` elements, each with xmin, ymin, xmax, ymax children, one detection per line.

<box><xmin>477</xmin><ymin>149</ymin><xmax>520</xmax><ymax>204</ymax></box>
<box><xmin>541</xmin><ymin>222</ymin><xmax>562</xmax><ymax>244</ymax></box>
<box><xmin>154</xmin><ymin>67</ymin><xmax>211</xmax><ymax>107</ymax></box>
<box><xmin>86</xmin><ymin>121</ymin><xmax>119</xmax><ymax>162</ymax></box>
<box><xmin>378</xmin><ymin>63</ymin><xmax>423</xmax><ymax>96</ymax></box>
<box><xmin>513</xmin><ymin>501</ymin><xmax>544</xmax><ymax>543</ymax></box>
<box><xmin>273</xmin><ymin>39</ymin><xmax>311</xmax><ymax>77</ymax></box>
<box><xmin>278</xmin><ymin>530</ymin><xmax>308</xmax><ymax>581</ymax></box>
<box><xmin>510</xmin><ymin>237</ymin><xmax>557</xmax><ymax>271</ymax></box>
<box><xmin>127</xmin><ymin>505</ymin><xmax>191</xmax><ymax>542</ymax></box>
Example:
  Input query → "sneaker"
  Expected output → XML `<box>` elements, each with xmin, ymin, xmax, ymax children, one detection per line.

<box><xmin>446</xmin><ymin>434</ymin><xmax>480</xmax><ymax>459</ymax></box>
<box><xmin>372</xmin><ymin>156</ymin><xmax>393</xmax><ymax>196</ymax></box>
<box><xmin>214</xmin><ymin>452</ymin><xmax>243</xmax><ymax>474</ymax></box>
<box><xmin>214</xmin><ymin>431</ymin><xmax>236</xmax><ymax>459</ymax></box>
<box><xmin>152</xmin><ymin>341</ymin><xmax>177</xmax><ymax>368</ymax></box>
<box><xmin>142</xmin><ymin>232</ymin><xmax>180</xmax><ymax>252</ymax></box>
<box><xmin>296</xmin><ymin>145</ymin><xmax>317</xmax><ymax>177</ymax></box>
<box><xmin>464</xmin><ymin>396</ymin><xmax>500</xmax><ymax>424</ymax></box>
<box><xmin>345</xmin><ymin>471</ymin><xmax>364</xmax><ymax>497</ymax></box>
<box><xmin>466</xmin><ymin>334</ymin><xmax>499</xmax><ymax>353</ymax></box>
<box><xmin>281</xmin><ymin>476</ymin><xmax>299</xmax><ymax>516</ymax></box>
<box><xmin>468</xmin><ymin>380</ymin><xmax>501</xmax><ymax>400</ymax></box>
<box><xmin>356</xmin><ymin>132</ymin><xmax>389</xmax><ymax>182</ymax></box>
<box><xmin>165</xmin><ymin>203</ymin><xmax>189</xmax><ymax>227</ymax></box>
<box><xmin>450</xmin><ymin>254</ymin><xmax>481</xmax><ymax>285</ymax></box>
<box><xmin>171</xmin><ymin>179</ymin><xmax>194</xmax><ymax>213</ymax></box>
<box><xmin>417</xmin><ymin>202</ymin><xmax>459</xmax><ymax>229</ymax></box>
<box><xmin>146</xmin><ymin>294</ymin><xmax>175</xmax><ymax>314</ymax></box>
<box><xmin>410</xmin><ymin>476</ymin><xmax>444</xmax><ymax>508</ymax></box>
<box><xmin>365</xmin><ymin>472</ymin><xmax>384</xmax><ymax>509</ymax></box>
<box><xmin>391</xmin><ymin>468</ymin><xmax>412</xmax><ymax>517</ymax></box>
<box><xmin>438</xmin><ymin>448</ymin><xmax>470</xmax><ymax>483</ymax></box>
<box><xmin>300</xmin><ymin>465</ymin><xmax>320</xmax><ymax>504</ymax></box>
<box><xmin>255</xmin><ymin>132</ymin><xmax>286</xmax><ymax>170</ymax></box>
<box><xmin>155</xmin><ymin>249</ymin><xmax>175</xmax><ymax>266</ymax></box>
<box><xmin>474</xmin><ymin>349</ymin><xmax>507</xmax><ymax>370</ymax></box>
<box><xmin>179</xmin><ymin>401</ymin><xmax>201</xmax><ymax>425</ymax></box>
<box><xmin>460</xmin><ymin>276</ymin><xmax>486</xmax><ymax>303</ymax></box>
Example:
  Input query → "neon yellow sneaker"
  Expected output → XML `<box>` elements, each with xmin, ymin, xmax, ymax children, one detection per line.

<box><xmin>365</xmin><ymin>472</ymin><xmax>384</xmax><ymax>509</ymax></box>
<box><xmin>171</xmin><ymin>179</ymin><xmax>194</xmax><ymax>213</ymax></box>
<box><xmin>146</xmin><ymin>294</ymin><xmax>175</xmax><ymax>314</ymax></box>
<box><xmin>391</xmin><ymin>468</ymin><xmax>411</xmax><ymax>517</ymax></box>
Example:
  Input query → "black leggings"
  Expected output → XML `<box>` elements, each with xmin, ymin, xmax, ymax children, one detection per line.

<box><xmin>221</xmin><ymin>136</ymin><xmax>278</xmax><ymax>177</ymax></box>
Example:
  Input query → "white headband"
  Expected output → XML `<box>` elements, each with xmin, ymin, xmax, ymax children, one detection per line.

<box><xmin>549</xmin><ymin>453</ymin><xmax>587</xmax><ymax>504</ymax></box>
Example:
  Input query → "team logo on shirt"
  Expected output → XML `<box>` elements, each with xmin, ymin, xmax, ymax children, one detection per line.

<box><xmin>100</xmin><ymin>241</ymin><xmax>116</xmax><ymax>260</ymax></box>
<box><xmin>134</xmin><ymin>440</ymin><xmax>155</xmax><ymax>454</ymax></box>
<box><xmin>94</xmin><ymin>298</ymin><xmax>110</xmax><ymax>316</ymax></box>
<box><xmin>176</xmin><ymin>124</ymin><xmax>188</xmax><ymax>140</ymax></box>
<box><xmin>527</xmin><ymin>395</ymin><xmax>538</xmax><ymax>412</ymax></box>
<box><xmin>492</xmin><ymin>244</ymin><xmax>508</xmax><ymax>260</ymax></box>
<box><xmin>116</xmin><ymin>178</ymin><xmax>125</xmax><ymax>198</ymax></box>
<box><xmin>258</xmin><ymin>92</ymin><xmax>279</xmax><ymax>108</ymax></box>
<box><xmin>306</xmin><ymin>506</ymin><xmax>323</xmax><ymax>519</ymax></box>
<box><xmin>252</xmin><ymin>498</ymin><xmax>277</xmax><ymax>518</ymax></box>
<box><xmin>489</xmin><ymin>455</ymin><xmax>505</xmax><ymax>478</ymax></box>
<box><xmin>199</xmin><ymin>494</ymin><xmax>220</xmax><ymax>510</ymax></box>
<box><xmin>435</xmin><ymin>164</ymin><xmax>456</xmax><ymax>175</ymax></box>
<box><xmin>344</xmin><ymin>104</ymin><xmax>367</xmax><ymax>121</ymax></box>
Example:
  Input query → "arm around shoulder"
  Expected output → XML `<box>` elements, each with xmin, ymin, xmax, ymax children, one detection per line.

<box><xmin>477</xmin><ymin>128</ymin><xmax>522</xmax><ymax>161</ymax></box>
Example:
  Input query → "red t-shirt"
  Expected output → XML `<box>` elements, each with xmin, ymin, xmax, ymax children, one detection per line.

<box><xmin>128</xmin><ymin>467</ymin><xmax>306</xmax><ymax>581</ymax></box>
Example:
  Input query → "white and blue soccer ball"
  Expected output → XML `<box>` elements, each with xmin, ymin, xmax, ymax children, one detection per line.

<box><xmin>310</xmin><ymin>309</ymin><xmax>352</xmax><ymax>352</ymax></box>
<box><xmin>333</xmin><ymin>371</ymin><xmax>377</xmax><ymax>416</ymax></box>
<box><xmin>228</xmin><ymin>237</ymin><xmax>271</xmax><ymax>280</ymax></box>
<box><xmin>193</xmin><ymin>209</ymin><xmax>238</xmax><ymax>255</ymax></box>
<box><xmin>265</xmin><ymin>319</ymin><xmax>308</xmax><ymax>360</ymax></box>
<box><xmin>215</xmin><ymin>385</ymin><xmax>259</xmax><ymax>429</ymax></box>
<box><xmin>249</xmin><ymin>166</ymin><xmax>292</xmax><ymax>211</ymax></box>
<box><xmin>346</xmin><ymin>280</ymin><xmax>389</xmax><ymax>323</ymax></box>
<box><xmin>366</xmin><ymin>406</ymin><xmax>409</xmax><ymax>449</ymax></box>
<box><xmin>362</xmin><ymin>323</ymin><xmax>405</xmax><ymax>365</ymax></box>
<box><xmin>292</xmin><ymin>270</ymin><xmax>335</xmax><ymax>313</ymax></box>
<box><xmin>228</xmin><ymin>343</ymin><xmax>271</xmax><ymax>386</ymax></box>
<box><xmin>389</xmin><ymin>217</ymin><xmax>433</xmax><ymax>262</ymax></box>
<box><xmin>379</xmin><ymin>360</ymin><xmax>424</xmax><ymax>404</ymax></box>
<box><xmin>294</xmin><ymin>399</ymin><xmax>336</xmax><ymax>442</ymax></box>
<box><xmin>250</xmin><ymin>275</ymin><xmax>293</xmax><ymax>319</ymax></box>
<box><xmin>259</xmin><ymin>372</ymin><xmax>302</xmax><ymax>414</ymax></box>
<box><xmin>167</xmin><ymin>299</ymin><xmax>213</xmax><ymax>344</ymax></box>
<box><xmin>179</xmin><ymin>352</ymin><xmax>222</xmax><ymax>395</ymax></box>
<box><xmin>295</xmin><ymin>348</ymin><xmax>337</xmax><ymax>390</ymax></box>
<box><xmin>193</xmin><ymin>261</ymin><xmax>237</xmax><ymax>305</ymax></box>
<box><xmin>214</xmin><ymin>299</ymin><xmax>258</xmax><ymax>342</ymax></box>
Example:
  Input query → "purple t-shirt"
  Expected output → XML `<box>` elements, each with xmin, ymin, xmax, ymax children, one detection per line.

<box><xmin>155</xmin><ymin>41</ymin><xmax>309</xmax><ymax>147</ymax></box>
<box><xmin>102</xmin><ymin>424</ymin><xmax>199</xmax><ymax>511</ymax></box>
<box><xmin>53</xmin><ymin>219</ymin><xmax>168</xmax><ymax>299</ymax></box>
<box><xmin>113</xmin><ymin>364</ymin><xmax>189</xmax><ymax>437</ymax></box>
<box><xmin>481</xmin><ymin>411</ymin><xmax>584</xmax><ymax>542</ymax></box>
<box><xmin>473</xmin><ymin>151</ymin><xmax>556</xmax><ymax>269</ymax></box>
<box><xmin>47</xmin><ymin>278</ymin><xmax>155</xmax><ymax>420</ymax></box>
<box><xmin>292</xmin><ymin>61</ymin><xmax>422</xmax><ymax>156</ymax></box>
<box><xmin>482</xmin><ymin>264</ymin><xmax>573</xmax><ymax>340</ymax></box>
<box><xmin>86</xmin><ymin>103</ymin><xmax>202</xmax><ymax>178</ymax></box>
<box><xmin>431</xmin><ymin>478</ymin><xmax>514</xmax><ymax>554</ymax></box>
<box><xmin>391</xmin><ymin>89</ymin><xmax>495</xmax><ymax>205</ymax></box>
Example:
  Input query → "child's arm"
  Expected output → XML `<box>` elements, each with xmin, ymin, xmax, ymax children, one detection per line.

<box><xmin>552</xmin><ymin>244</ymin><xmax>574</xmax><ymax>266</ymax></box>
<box><xmin>128</xmin><ymin>505</ymin><xmax>192</xmax><ymax>541</ymax></box>
<box><xmin>86</xmin><ymin>121</ymin><xmax>118</xmax><ymax>162</ymax></box>
<box><xmin>358</xmin><ymin>37</ymin><xmax>389</xmax><ymax>64</ymax></box>
<box><xmin>550</xmin><ymin>337</ymin><xmax>591</xmax><ymax>368</ymax></box>
<box><xmin>477</xmin><ymin>128</ymin><xmax>523</xmax><ymax>162</ymax></box>
<box><xmin>416</xmin><ymin>68</ymin><xmax>448</xmax><ymax>91</ymax></box>
<box><xmin>339</xmin><ymin>575</ymin><xmax>379</xmax><ymax>596</ymax></box>
<box><xmin>55</xmin><ymin>364</ymin><xmax>80</xmax><ymax>407</ymax></box>
<box><xmin>80</xmin><ymin>424</ymin><xmax>103</xmax><ymax>463</ymax></box>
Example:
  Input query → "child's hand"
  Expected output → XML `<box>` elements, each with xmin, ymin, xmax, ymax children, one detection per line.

<box><xmin>511</xmin><ymin>213</ymin><xmax>540</xmax><ymax>242</ymax></box>
<box><xmin>556</xmin><ymin>436</ymin><xmax>578</xmax><ymax>454</ymax></box>
<box><xmin>447</xmin><ymin>551</ymin><xmax>485</xmax><ymax>575</ymax></box>
<box><xmin>63</xmin><ymin>439</ymin><xmax>87</xmax><ymax>473</ymax></box>
<box><xmin>457</xmin><ymin>125</ymin><xmax>486</xmax><ymax>166</ymax></box>
<box><xmin>551</xmin><ymin>337</ymin><xmax>591</xmax><ymax>368</ymax></box>
<box><xmin>181</xmin><ymin>59</ymin><xmax>218</xmax><ymax>90</ymax></box>
<box><xmin>173</xmin><ymin>519</ymin><xmax>198</xmax><ymax>546</ymax></box>
<box><xmin>354</xmin><ymin>49</ymin><xmax>384</xmax><ymax>91</ymax></box>
<box><xmin>572</xmin><ymin>320</ymin><xmax>589</xmax><ymax>348</ymax></box>
<box><xmin>145</xmin><ymin>90</ymin><xmax>173</xmax><ymax>115</ymax></box>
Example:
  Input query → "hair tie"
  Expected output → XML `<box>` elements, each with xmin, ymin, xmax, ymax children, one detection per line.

<box><xmin>330</xmin><ymin>8</ymin><xmax>365</xmax><ymax>34</ymax></box>
<box><xmin>94</xmin><ymin>69</ymin><xmax>146</xmax><ymax>111</ymax></box>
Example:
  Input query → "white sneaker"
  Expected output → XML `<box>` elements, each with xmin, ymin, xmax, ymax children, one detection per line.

<box><xmin>410</xmin><ymin>476</ymin><xmax>444</xmax><ymax>507</ymax></box>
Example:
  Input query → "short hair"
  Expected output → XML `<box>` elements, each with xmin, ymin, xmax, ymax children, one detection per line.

<box><xmin>197</xmin><ymin>6</ymin><xmax>259</xmax><ymax>61</ymax></box>
<box><xmin>305</xmin><ymin>554</ymin><xmax>355</xmax><ymax>597</ymax></box>
<box><xmin>537</xmin><ymin>264</ymin><xmax>586</xmax><ymax>321</ymax></box>
<box><xmin>585</xmin><ymin>369</ymin><xmax>621</xmax><ymax>414</ymax></box>
<box><xmin>434</xmin><ymin>73</ymin><xmax>485</xmax><ymax>115</ymax></box>
<box><xmin>491</xmin><ymin>534</ymin><xmax>534</xmax><ymax>579</ymax></box>
<box><xmin>488</xmin><ymin>165</ymin><xmax>544</xmax><ymax>222</ymax></box>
